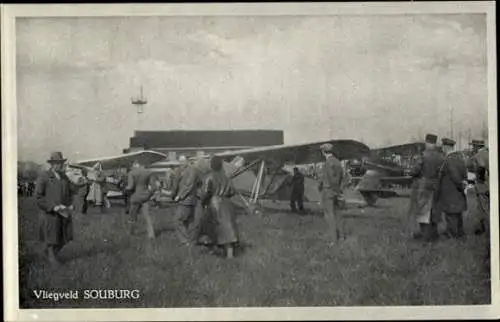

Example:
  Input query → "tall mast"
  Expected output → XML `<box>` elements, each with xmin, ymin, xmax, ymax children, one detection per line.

<box><xmin>131</xmin><ymin>85</ymin><xmax>148</xmax><ymax>133</ymax></box>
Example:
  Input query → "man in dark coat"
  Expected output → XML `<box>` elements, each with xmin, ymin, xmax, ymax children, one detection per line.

<box><xmin>289</xmin><ymin>167</ymin><xmax>305</xmax><ymax>213</ymax></box>
<box><xmin>126</xmin><ymin>160</ymin><xmax>156</xmax><ymax>239</ymax></box>
<box><xmin>319</xmin><ymin>143</ymin><xmax>344</xmax><ymax>243</ymax></box>
<box><xmin>408</xmin><ymin>133</ymin><xmax>445</xmax><ymax>241</ymax></box>
<box><xmin>467</xmin><ymin>140</ymin><xmax>489</xmax><ymax>235</ymax></box>
<box><xmin>435</xmin><ymin>138</ymin><xmax>468</xmax><ymax>239</ymax></box>
<box><xmin>35</xmin><ymin>152</ymin><xmax>75</xmax><ymax>266</ymax></box>
<box><xmin>172</xmin><ymin>155</ymin><xmax>202</xmax><ymax>246</ymax></box>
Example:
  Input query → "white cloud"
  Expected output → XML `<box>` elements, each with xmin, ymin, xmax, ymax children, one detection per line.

<box><xmin>16</xmin><ymin>15</ymin><xmax>488</xmax><ymax>162</ymax></box>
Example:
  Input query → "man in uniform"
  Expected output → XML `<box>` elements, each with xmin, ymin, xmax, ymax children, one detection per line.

<box><xmin>435</xmin><ymin>138</ymin><xmax>468</xmax><ymax>239</ymax></box>
<box><xmin>35</xmin><ymin>152</ymin><xmax>75</xmax><ymax>266</ymax></box>
<box><xmin>126</xmin><ymin>159</ymin><xmax>156</xmax><ymax>239</ymax></box>
<box><xmin>289</xmin><ymin>167</ymin><xmax>305</xmax><ymax>213</ymax></box>
<box><xmin>467</xmin><ymin>140</ymin><xmax>489</xmax><ymax>235</ymax></box>
<box><xmin>467</xmin><ymin>140</ymin><xmax>489</xmax><ymax>184</ymax></box>
<box><xmin>171</xmin><ymin>155</ymin><xmax>202</xmax><ymax>246</ymax></box>
<box><xmin>408</xmin><ymin>133</ymin><xmax>444</xmax><ymax>241</ymax></box>
<box><xmin>318</xmin><ymin>143</ymin><xmax>344</xmax><ymax>243</ymax></box>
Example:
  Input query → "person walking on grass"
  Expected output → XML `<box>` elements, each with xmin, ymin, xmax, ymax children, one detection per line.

<box><xmin>435</xmin><ymin>138</ymin><xmax>468</xmax><ymax>239</ymax></box>
<box><xmin>318</xmin><ymin>143</ymin><xmax>344</xmax><ymax>244</ymax></box>
<box><xmin>289</xmin><ymin>167</ymin><xmax>305</xmax><ymax>214</ymax></box>
<box><xmin>407</xmin><ymin>133</ymin><xmax>444</xmax><ymax>242</ymax></box>
<box><xmin>126</xmin><ymin>159</ymin><xmax>156</xmax><ymax>239</ymax></box>
<box><xmin>200</xmin><ymin>156</ymin><xmax>239</xmax><ymax>258</ymax></box>
<box><xmin>35</xmin><ymin>151</ymin><xmax>75</xmax><ymax>266</ymax></box>
<box><xmin>172</xmin><ymin>155</ymin><xmax>202</xmax><ymax>246</ymax></box>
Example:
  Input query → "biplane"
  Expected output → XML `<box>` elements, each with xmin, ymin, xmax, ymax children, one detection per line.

<box><xmin>349</xmin><ymin>142</ymin><xmax>425</xmax><ymax>206</ymax></box>
<box><xmin>71</xmin><ymin>140</ymin><xmax>370</xmax><ymax>213</ymax></box>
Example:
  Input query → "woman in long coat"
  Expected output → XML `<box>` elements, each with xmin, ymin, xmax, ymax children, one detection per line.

<box><xmin>200</xmin><ymin>156</ymin><xmax>239</xmax><ymax>258</ymax></box>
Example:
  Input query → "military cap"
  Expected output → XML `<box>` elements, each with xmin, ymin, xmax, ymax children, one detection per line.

<box><xmin>441</xmin><ymin>138</ymin><xmax>456</xmax><ymax>147</ymax></box>
<box><xmin>425</xmin><ymin>134</ymin><xmax>438</xmax><ymax>144</ymax></box>
<box><xmin>320</xmin><ymin>143</ymin><xmax>334</xmax><ymax>153</ymax></box>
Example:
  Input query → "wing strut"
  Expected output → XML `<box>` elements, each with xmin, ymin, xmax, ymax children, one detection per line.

<box><xmin>251</xmin><ymin>160</ymin><xmax>266</xmax><ymax>203</ymax></box>
<box><xmin>262</xmin><ymin>163</ymin><xmax>283</xmax><ymax>196</ymax></box>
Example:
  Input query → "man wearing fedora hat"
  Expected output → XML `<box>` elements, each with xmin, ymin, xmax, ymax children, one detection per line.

<box><xmin>35</xmin><ymin>151</ymin><xmax>75</xmax><ymax>266</ymax></box>
<box><xmin>407</xmin><ymin>133</ymin><xmax>444</xmax><ymax>242</ymax></box>
<box><xmin>318</xmin><ymin>143</ymin><xmax>344</xmax><ymax>243</ymax></box>
<box><xmin>435</xmin><ymin>138</ymin><xmax>468</xmax><ymax>239</ymax></box>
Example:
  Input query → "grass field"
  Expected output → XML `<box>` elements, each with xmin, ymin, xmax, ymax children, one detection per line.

<box><xmin>18</xmin><ymin>189</ymin><xmax>491</xmax><ymax>308</ymax></box>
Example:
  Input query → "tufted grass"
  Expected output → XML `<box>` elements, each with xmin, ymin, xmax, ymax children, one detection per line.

<box><xmin>18</xmin><ymin>189</ymin><xmax>490</xmax><ymax>308</ymax></box>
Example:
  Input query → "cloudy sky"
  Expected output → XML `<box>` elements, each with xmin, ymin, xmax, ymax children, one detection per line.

<box><xmin>16</xmin><ymin>14</ymin><xmax>488</xmax><ymax>163</ymax></box>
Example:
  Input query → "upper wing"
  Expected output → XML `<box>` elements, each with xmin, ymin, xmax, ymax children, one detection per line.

<box><xmin>371</xmin><ymin>142</ymin><xmax>425</xmax><ymax>158</ymax></box>
<box><xmin>75</xmin><ymin>150</ymin><xmax>167</xmax><ymax>170</ymax></box>
<box><xmin>214</xmin><ymin>139</ymin><xmax>370</xmax><ymax>165</ymax></box>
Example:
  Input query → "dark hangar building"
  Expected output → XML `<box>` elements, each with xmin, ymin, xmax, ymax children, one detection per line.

<box><xmin>123</xmin><ymin>130</ymin><xmax>284</xmax><ymax>161</ymax></box>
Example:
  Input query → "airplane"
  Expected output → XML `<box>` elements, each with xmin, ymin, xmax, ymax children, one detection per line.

<box><xmin>67</xmin><ymin>150</ymin><xmax>168</xmax><ymax>201</ymax></box>
<box><xmin>348</xmin><ymin>142</ymin><xmax>425</xmax><ymax>206</ymax></box>
<box><xmin>196</xmin><ymin>139</ymin><xmax>371</xmax><ymax>214</ymax></box>
<box><xmin>70</xmin><ymin>139</ymin><xmax>371</xmax><ymax>214</ymax></box>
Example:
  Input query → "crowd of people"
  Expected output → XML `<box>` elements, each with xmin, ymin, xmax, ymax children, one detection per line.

<box><xmin>18</xmin><ymin>180</ymin><xmax>35</xmax><ymax>197</ymax></box>
<box><xmin>30</xmin><ymin>135</ymin><xmax>489</xmax><ymax>267</ymax></box>
<box><xmin>32</xmin><ymin>151</ymin><xmax>243</xmax><ymax>266</ymax></box>
<box><xmin>406</xmin><ymin>134</ymin><xmax>490</xmax><ymax>242</ymax></box>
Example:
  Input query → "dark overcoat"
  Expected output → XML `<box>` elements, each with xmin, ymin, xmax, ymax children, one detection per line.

<box><xmin>435</xmin><ymin>151</ymin><xmax>468</xmax><ymax>214</ymax></box>
<box><xmin>201</xmin><ymin>171</ymin><xmax>239</xmax><ymax>245</ymax></box>
<box><xmin>290</xmin><ymin>172</ymin><xmax>305</xmax><ymax>199</ymax></box>
<box><xmin>35</xmin><ymin>169</ymin><xmax>74</xmax><ymax>246</ymax></box>
<box><xmin>319</xmin><ymin>156</ymin><xmax>344</xmax><ymax>199</ymax></box>
<box><xmin>410</xmin><ymin>148</ymin><xmax>445</xmax><ymax>223</ymax></box>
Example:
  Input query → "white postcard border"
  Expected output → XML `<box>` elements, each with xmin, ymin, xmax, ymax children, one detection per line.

<box><xmin>2</xmin><ymin>2</ymin><xmax>498</xmax><ymax>321</ymax></box>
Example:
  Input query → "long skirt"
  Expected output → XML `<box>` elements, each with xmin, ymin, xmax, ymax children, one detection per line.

<box><xmin>207</xmin><ymin>197</ymin><xmax>239</xmax><ymax>245</ymax></box>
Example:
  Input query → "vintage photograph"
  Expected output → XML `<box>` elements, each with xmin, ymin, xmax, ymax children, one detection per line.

<box><xmin>2</xmin><ymin>2</ymin><xmax>497</xmax><ymax>321</ymax></box>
